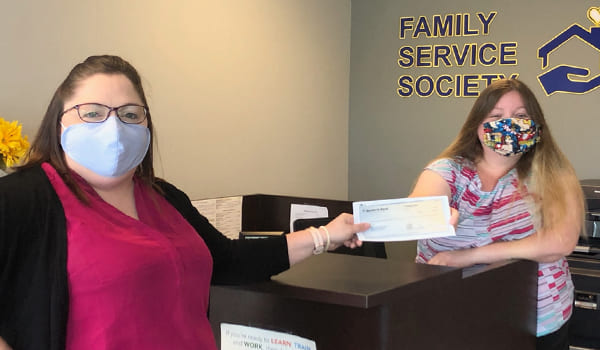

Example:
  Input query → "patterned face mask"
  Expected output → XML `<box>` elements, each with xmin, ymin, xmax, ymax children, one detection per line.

<box><xmin>482</xmin><ymin>117</ymin><xmax>540</xmax><ymax>157</ymax></box>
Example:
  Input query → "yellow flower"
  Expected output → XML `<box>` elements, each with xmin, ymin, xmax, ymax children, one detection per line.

<box><xmin>0</xmin><ymin>117</ymin><xmax>30</xmax><ymax>169</ymax></box>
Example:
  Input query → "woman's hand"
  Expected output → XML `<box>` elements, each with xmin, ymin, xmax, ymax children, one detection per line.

<box><xmin>286</xmin><ymin>213</ymin><xmax>370</xmax><ymax>266</ymax></box>
<box><xmin>428</xmin><ymin>249</ymin><xmax>475</xmax><ymax>268</ymax></box>
<box><xmin>0</xmin><ymin>337</ymin><xmax>12</xmax><ymax>350</ymax></box>
<box><xmin>323</xmin><ymin>213</ymin><xmax>370</xmax><ymax>250</ymax></box>
<box><xmin>449</xmin><ymin>207</ymin><xmax>459</xmax><ymax>229</ymax></box>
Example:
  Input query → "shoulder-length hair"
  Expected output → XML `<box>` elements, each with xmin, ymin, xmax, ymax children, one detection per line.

<box><xmin>438</xmin><ymin>78</ymin><xmax>583</xmax><ymax>231</ymax></box>
<box><xmin>19</xmin><ymin>55</ymin><xmax>158</xmax><ymax>201</ymax></box>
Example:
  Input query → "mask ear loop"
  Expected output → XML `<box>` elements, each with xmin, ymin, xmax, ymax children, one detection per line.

<box><xmin>59</xmin><ymin>122</ymin><xmax>70</xmax><ymax>137</ymax></box>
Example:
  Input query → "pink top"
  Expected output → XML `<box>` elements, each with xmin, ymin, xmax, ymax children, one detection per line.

<box><xmin>42</xmin><ymin>163</ymin><xmax>216</xmax><ymax>349</ymax></box>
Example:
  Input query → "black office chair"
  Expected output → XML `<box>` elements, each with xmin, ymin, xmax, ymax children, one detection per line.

<box><xmin>293</xmin><ymin>217</ymin><xmax>387</xmax><ymax>259</ymax></box>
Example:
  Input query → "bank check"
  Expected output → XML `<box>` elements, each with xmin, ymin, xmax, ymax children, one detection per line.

<box><xmin>353</xmin><ymin>196</ymin><xmax>455</xmax><ymax>241</ymax></box>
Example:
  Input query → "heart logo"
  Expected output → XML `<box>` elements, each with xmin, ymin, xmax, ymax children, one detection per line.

<box><xmin>588</xmin><ymin>7</ymin><xmax>600</xmax><ymax>25</ymax></box>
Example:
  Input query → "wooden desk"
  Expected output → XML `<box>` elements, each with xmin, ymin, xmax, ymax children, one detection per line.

<box><xmin>209</xmin><ymin>254</ymin><xmax>537</xmax><ymax>350</ymax></box>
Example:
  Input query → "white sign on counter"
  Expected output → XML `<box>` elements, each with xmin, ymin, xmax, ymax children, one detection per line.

<box><xmin>221</xmin><ymin>323</ymin><xmax>316</xmax><ymax>350</ymax></box>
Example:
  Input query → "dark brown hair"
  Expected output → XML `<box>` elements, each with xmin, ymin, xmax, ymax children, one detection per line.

<box><xmin>20</xmin><ymin>55</ymin><xmax>157</xmax><ymax>201</ymax></box>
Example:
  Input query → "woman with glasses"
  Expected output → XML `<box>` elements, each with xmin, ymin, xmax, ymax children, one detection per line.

<box><xmin>0</xmin><ymin>55</ymin><xmax>369</xmax><ymax>350</ymax></box>
<box><xmin>408</xmin><ymin>79</ymin><xmax>584</xmax><ymax>350</ymax></box>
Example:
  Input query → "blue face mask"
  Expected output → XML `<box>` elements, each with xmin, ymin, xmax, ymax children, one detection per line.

<box><xmin>61</xmin><ymin>117</ymin><xmax>151</xmax><ymax>177</ymax></box>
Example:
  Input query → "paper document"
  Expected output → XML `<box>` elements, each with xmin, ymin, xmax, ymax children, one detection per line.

<box><xmin>191</xmin><ymin>196</ymin><xmax>242</xmax><ymax>239</ymax></box>
<box><xmin>353</xmin><ymin>196</ymin><xmax>455</xmax><ymax>241</ymax></box>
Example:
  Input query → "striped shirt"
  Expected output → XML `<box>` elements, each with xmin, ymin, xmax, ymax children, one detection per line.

<box><xmin>416</xmin><ymin>157</ymin><xmax>573</xmax><ymax>337</ymax></box>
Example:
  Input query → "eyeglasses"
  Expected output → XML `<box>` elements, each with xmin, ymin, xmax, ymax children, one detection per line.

<box><xmin>61</xmin><ymin>103</ymin><xmax>148</xmax><ymax>124</ymax></box>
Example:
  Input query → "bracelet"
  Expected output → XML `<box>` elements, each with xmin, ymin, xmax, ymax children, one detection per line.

<box><xmin>308</xmin><ymin>226</ymin><xmax>324</xmax><ymax>254</ymax></box>
<box><xmin>319</xmin><ymin>226</ymin><xmax>331</xmax><ymax>251</ymax></box>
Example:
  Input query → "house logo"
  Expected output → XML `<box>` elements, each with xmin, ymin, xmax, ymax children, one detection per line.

<box><xmin>537</xmin><ymin>7</ymin><xmax>600</xmax><ymax>95</ymax></box>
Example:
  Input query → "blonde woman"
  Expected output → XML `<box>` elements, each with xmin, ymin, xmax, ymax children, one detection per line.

<box><xmin>409</xmin><ymin>79</ymin><xmax>584</xmax><ymax>350</ymax></box>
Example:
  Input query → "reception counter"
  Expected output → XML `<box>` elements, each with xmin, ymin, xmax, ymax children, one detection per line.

<box><xmin>209</xmin><ymin>253</ymin><xmax>537</xmax><ymax>350</ymax></box>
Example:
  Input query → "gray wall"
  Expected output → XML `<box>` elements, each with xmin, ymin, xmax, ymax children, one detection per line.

<box><xmin>0</xmin><ymin>0</ymin><xmax>352</xmax><ymax>201</ymax></box>
<box><xmin>348</xmin><ymin>0</ymin><xmax>600</xmax><ymax>259</ymax></box>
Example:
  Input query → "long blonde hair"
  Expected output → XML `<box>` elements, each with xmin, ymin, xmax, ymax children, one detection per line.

<box><xmin>439</xmin><ymin>79</ymin><xmax>584</xmax><ymax>232</ymax></box>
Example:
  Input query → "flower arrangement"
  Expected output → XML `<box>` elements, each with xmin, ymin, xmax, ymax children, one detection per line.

<box><xmin>0</xmin><ymin>117</ymin><xmax>30</xmax><ymax>171</ymax></box>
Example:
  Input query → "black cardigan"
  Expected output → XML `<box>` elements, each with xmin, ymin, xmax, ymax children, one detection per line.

<box><xmin>0</xmin><ymin>165</ymin><xmax>290</xmax><ymax>350</ymax></box>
